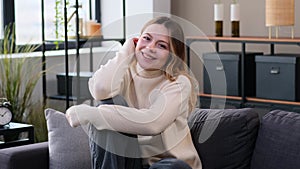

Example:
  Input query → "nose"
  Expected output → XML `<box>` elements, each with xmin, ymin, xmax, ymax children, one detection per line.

<box><xmin>146</xmin><ymin>41</ymin><xmax>156</xmax><ymax>52</ymax></box>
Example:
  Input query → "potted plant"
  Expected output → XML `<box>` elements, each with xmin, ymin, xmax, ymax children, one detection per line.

<box><xmin>0</xmin><ymin>23</ymin><xmax>47</xmax><ymax>142</ymax></box>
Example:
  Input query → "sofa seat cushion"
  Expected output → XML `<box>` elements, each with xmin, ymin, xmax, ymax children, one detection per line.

<box><xmin>45</xmin><ymin>108</ymin><xmax>91</xmax><ymax>169</ymax></box>
<box><xmin>188</xmin><ymin>108</ymin><xmax>259</xmax><ymax>169</ymax></box>
<box><xmin>251</xmin><ymin>110</ymin><xmax>300</xmax><ymax>169</ymax></box>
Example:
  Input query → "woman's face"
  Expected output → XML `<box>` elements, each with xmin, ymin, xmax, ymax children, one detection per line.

<box><xmin>135</xmin><ymin>24</ymin><xmax>170</xmax><ymax>71</ymax></box>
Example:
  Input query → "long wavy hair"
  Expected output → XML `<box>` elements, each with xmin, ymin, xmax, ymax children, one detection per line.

<box><xmin>140</xmin><ymin>16</ymin><xmax>199</xmax><ymax>113</ymax></box>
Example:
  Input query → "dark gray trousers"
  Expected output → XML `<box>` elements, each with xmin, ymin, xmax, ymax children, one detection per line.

<box><xmin>88</xmin><ymin>95</ymin><xmax>192</xmax><ymax>169</ymax></box>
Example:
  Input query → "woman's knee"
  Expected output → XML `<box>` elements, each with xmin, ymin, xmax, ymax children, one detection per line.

<box><xmin>149</xmin><ymin>158</ymin><xmax>192</xmax><ymax>169</ymax></box>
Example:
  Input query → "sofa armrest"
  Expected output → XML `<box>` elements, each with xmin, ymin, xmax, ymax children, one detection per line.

<box><xmin>0</xmin><ymin>142</ymin><xmax>49</xmax><ymax>169</ymax></box>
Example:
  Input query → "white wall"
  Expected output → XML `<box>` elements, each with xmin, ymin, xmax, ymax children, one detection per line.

<box><xmin>171</xmin><ymin>0</ymin><xmax>300</xmax><ymax>55</ymax></box>
<box><xmin>172</xmin><ymin>0</ymin><xmax>300</xmax><ymax>38</ymax></box>
<box><xmin>171</xmin><ymin>0</ymin><xmax>300</xmax><ymax>91</ymax></box>
<box><xmin>100</xmin><ymin>0</ymin><xmax>170</xmax><ymax>39</ymax></box>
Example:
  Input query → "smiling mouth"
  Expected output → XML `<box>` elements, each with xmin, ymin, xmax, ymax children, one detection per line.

<box><xmin>142</xmin><ymin>52</ymin><xmax>156</xmax><ymax>60</ymax></box>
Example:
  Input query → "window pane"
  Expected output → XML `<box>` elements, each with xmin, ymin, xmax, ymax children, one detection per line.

<box><xmin>44</xmin><ymin>0</ymin><xmax>59</xmax><ymax>41</ymax></box>
<box><xmin>15</xmin><ymin>0</ymin><xmax>42</xmax><ymax>45</ymax></box>
<box><xmin>15</xmin><ymin>0</ymin><xmax>90</xmax><ymax>45</ymax></box>
<box><xmin>0</xmin><ymin>0</ymin><xmax>3</xmax><ymax>38</ymax></box>
<box><xmin>44</xmin><ymin>0</ymin><xmax>91</xmax><ymax>41</ymax></box>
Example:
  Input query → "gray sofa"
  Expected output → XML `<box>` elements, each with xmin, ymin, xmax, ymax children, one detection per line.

<box><xmin>0</xmin><ymin>108</ymin><xmax>300</xmax><ymax>169</ymax></box>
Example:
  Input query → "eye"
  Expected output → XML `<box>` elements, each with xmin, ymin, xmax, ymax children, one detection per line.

<box><xmin>142</xmin><ymin>35</ymin><xmax>151</xmax><ymax>41</ymax></box>
<box><xmin>158</xmin><ymin>43</ymin><xmax>168</xmax><ymax>50</ymax></box>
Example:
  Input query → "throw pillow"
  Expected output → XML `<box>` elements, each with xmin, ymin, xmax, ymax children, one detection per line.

<box><xmin>45</xmin><ymin>108</ymin><xmax>91</xmax><ymax>169</ymax></box>
<box><xmin>251</xmin><ymin>110</ymin><xmax>300</xmax><ymax>169</ymax></box>
<box><xmin>188</xmin><ymin>108</ymin><xmax>259</xmax><ymax>169</ymax></box>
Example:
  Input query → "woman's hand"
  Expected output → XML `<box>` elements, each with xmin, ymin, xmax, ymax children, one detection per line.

<box><xmin>65</xmin><ymin>106</ymin><xmax>81</xmax><ymax>127</ymax></box>
<box><xmin>119</xmin><ymin>37</ymin><xmax>139</xmax><ymax>58</ymax></box>
<box><xmin>66</xmin><ymin>104</ymin><xmax>93</xmax><ymax>127</ymax></box>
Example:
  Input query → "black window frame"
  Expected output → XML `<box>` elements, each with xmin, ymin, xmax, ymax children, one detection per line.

<box><xmin>3</xmin><ymin>0</ymin><xmax>15</xmax><ymax>27</ymax></box>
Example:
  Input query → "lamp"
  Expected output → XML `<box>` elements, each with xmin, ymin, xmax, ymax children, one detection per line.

<box><xmin>265</xmin><ymin>0</ymin><xmax>295</xmax><ymax>38</ymax></box>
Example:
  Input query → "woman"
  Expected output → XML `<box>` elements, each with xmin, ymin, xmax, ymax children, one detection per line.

<box><xmin>66</xmin><ymin>16</ymin><xmax>202</xmax><ymax>169</ymax></box>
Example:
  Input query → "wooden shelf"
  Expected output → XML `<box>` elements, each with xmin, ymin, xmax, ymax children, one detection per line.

<box><xmin>187</xmin><ymin>36</ymin><xmax>300</xmax><ymax>111</ymax></box>
<box><xmin>199</xmin><ymin>93</ymin><xmax>242</xmax><ymax>101</ymax></box>
<box><xmin>247</xmin><ymin>97</ymin><xmax>300</xmax><ymax>106</ymax></box>
<box><xmin>186</xmin><ymin>36</ymin><xmax>300</xmax><ymax>44</ymax></box>
<box><xmin>199</xmin><ymin>94</ymin><xmax>300</xmax><ymax>107</ymax></box>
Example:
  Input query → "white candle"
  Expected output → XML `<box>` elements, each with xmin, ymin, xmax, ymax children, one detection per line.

<box><xmin>214</xmin><ymin>3</ymin><xmax>224</xmax><ymax>21</ymax></box>
<box><xmin>230</xmin><ymin>3</ymin><xmax>240</xmax><ymax>21</ymax></box>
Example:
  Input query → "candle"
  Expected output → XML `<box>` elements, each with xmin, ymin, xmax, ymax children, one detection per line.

<box><xmin>214</xmin><ymin>3</ymin><xmax>224</xmax><ymax>37</ymax></box>
<box><xmin>86</xmin><ymin>20</ymin><xmax>101</xmax><ymax>36</ymax></box>
<box><xmin>231</xmin><ymin>3</ymin><xmax>240</xmax><ymax>37</ymax></box>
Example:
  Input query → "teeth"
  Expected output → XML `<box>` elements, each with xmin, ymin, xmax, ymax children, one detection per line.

<box><xmin>143</xmin><ymin>52</ymin><xmax>154</xmax><ymax>60</ymax></box>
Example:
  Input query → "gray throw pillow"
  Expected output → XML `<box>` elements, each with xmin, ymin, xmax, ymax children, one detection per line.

<box><xmin>188</xmin><ymin>108</ymin><xmax>259</xmax><ymax>169</ymax></box>
<box><xmin>45</xmin><ymin>108</ymin><xmax>91</xmax><ymax>169</ymax></box>
<box><xmin>251</xmin><ymin>110</ymin><xmax>300</xmax><ymax>169</ymax></box>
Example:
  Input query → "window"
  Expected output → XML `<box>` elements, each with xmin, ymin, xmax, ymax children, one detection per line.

<box><xmin>0</xmin><ymin>1</ymin><xmax>3</xmax><ymax>38</ymax></box>
<box><xmin>13</xmin><ymin>0</ymin><xmax>91</xmax><ymax>46</ymax></box>
<box><xmin>15</xmin><ymin>0</ymin><xmax>41</xmax><ymax>45</ymax></box>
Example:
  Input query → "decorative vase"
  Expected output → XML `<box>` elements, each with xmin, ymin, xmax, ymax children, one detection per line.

<box><xmin>230</xmin><ymin>3</ymin><xmax>240</xmax><ymax>37</ymax></box>
<box><xmin>214</xmin><ymin>3</ymin><xmax>224</xmax><ymax>37</ymax></box>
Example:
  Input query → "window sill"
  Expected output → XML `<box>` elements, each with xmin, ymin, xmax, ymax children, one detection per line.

<box><xmin>0</xmin><ymin>41</ymin><xmax>121</xmax><ymax>59</ymax></box>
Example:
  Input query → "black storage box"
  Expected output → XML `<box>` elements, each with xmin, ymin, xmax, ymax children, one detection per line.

<box><xmin>203</xmin><ymin>52</ymin><xmax>260</xmax><ymax>96</ymax></box>
<box><xmin>57</xmin><ymin>71</ymin><xmax>93</xmax><ymax>98</ymax></box>
<box><xmin>256</xmin><ymin>54</ymin><xmax>300</xmax><ymax>101</ymax></box>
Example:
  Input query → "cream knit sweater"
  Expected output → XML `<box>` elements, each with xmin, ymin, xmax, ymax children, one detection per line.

<box><xmin>76</xmin><ymin>40</ymin><xmax>202</xmax><ymax>169</ymax></box>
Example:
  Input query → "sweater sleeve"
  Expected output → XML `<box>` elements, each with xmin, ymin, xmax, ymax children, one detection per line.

<box><xmin>76</xmin><ymin>75</ymin><xmax>192</xmax><ymax>135</ymax></box>
<box><xmin>88</xmin><ymin>39</ymin><xmax>135</xmax><ymax>100</ymax></box>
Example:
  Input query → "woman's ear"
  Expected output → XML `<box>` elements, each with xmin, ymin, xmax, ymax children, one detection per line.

<box><xmin>133</xmin><ymin>37</ymin><xmax>139</xmax><ymax>46</ymax></box>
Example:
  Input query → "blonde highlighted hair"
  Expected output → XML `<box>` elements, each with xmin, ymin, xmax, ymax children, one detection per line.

<box><xmin>140</xmin><ymin>16</ymin><xmax>199</xmax><ymax>112</ymax></box>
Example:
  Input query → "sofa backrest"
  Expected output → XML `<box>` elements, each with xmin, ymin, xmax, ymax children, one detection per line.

<box><xmin>251</xmin><ymin>109</ymin><xmax>300</xmax><ymax>169</ymax></box>
<box><xmin>188</xmin><ymin>108</ymin><xmax>259</xmax><ymax>169</ymax></box>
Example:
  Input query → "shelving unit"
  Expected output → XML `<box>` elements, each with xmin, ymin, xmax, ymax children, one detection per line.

<box><xmin>41</xmin><ymin>0</ymin><xmax>126</xmax><ymax>109</ymax></box>
<box><xmin>186</xmin><ymin>36</ymin><xmax>300</xmax><ymax>111</ymax></box>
